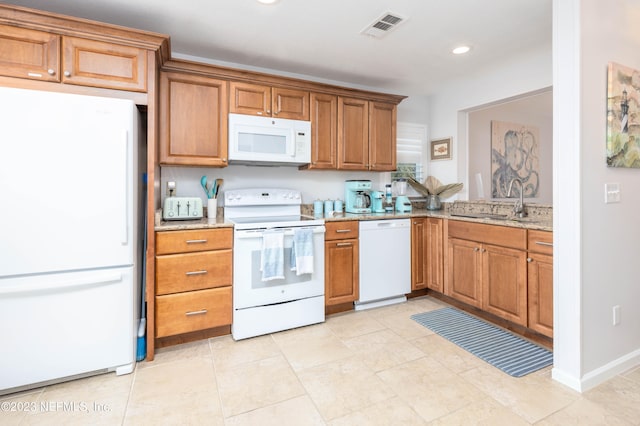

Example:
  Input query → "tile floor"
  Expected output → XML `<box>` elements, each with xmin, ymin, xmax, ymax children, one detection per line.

<box><xmin>2</xmin><ymin>296</ymin><xmax>640</xmax><ymax>425</ymax></box>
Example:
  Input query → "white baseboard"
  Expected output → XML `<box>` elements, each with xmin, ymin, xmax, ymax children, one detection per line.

<box><xmin>552</xmin><ymin>348</ymin><xmax>640</xmax><ymax>392</ymax></box>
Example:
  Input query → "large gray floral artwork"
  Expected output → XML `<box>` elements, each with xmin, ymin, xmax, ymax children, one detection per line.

<box><xmin>491</xmin><ymin>120</ymin><xmax>540</xmax><ymax>198</ymax></box>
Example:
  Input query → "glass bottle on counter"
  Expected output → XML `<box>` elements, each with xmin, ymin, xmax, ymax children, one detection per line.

<box><xmin>384</xmin><ymin>183</ymin><xmax>394</xmax><ymax>213</ymax></box>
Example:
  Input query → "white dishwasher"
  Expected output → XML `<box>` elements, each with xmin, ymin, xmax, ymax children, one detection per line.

<box><xmin>356</xmin><ymin>219</ymin><xmax>411</xmax><ymax>310</ymax></box>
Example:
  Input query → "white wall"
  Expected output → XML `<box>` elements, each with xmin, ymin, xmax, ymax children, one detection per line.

<box><xmin>427</xmin><ymin>45</ymin><xmax>553</xmax><ymax>199</ymax></box>
<box><xmin>468</xmin><ymin>91</ymin><xmax>553</xmax><ymax>204</ymax></box>
<box><xmin>556</xmin><ymin>0</ymin><xmax>640</xmax><ymax>390</ymax></box>
<box><xmin>161</xmin><ymin>165</ymin><xmax>389</xmax><ymax>207</ymax></box>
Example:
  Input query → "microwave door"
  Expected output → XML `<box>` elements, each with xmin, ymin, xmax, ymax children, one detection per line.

<box><xmin>235</xmin><ymin>126</ymin><xmax>291</xmax><ymax>157</ymax></box>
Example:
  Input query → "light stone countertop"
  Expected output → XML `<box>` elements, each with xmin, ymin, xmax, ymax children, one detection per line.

<box><xmin>155</xmin><ymin>200</ymin><xmax>552</xmax><ymax>232</ymax></box>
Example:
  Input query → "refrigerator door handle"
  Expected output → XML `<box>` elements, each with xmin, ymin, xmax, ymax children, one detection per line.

<box><xmin>121</xmin><ymin>130</ymin><xmax>129</xmax><ymax>246</ymax></box>
<box><xmin>0</xmin><ymin>273</ymin><xmax>123</xmax><ymax>296</ymax></box>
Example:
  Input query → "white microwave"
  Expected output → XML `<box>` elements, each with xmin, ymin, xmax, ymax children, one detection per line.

<box><xmin>228</xmin><ymin>113</ymin><xmax>311</xmax><ymax>166</ymax></box>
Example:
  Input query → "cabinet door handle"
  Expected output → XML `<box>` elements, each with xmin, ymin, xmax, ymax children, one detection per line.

<box><xmin>63</xmin><ymin>70</ymin><xmax>71</xmax><ymax>77</ymax></box>
<box><xmin>47</xmin><ymin>69</ymin><xmax>56</xmax><ymax>75</ymax></box>
<box><xmin>185</xmin><ymin>309</ymin><xmax>207</xmax><ymax>316</ymax></box>
<box><xmin>527</xmin><ymin>257</ymin><xmax>533</xmax><ymax>263</ymax></box>
<box><xmin>481</xmin><ymin>248</ymin><xmax>486</xmax><ymax>253</ymax></box>
<box><xmin>185</xmin><ymin>270</ymin><xmax>207</xmax><ymax>276</ymax></box>
<box><xmin>336</xmin><ymin>242</ymin><xmax>353</xmax><ymax>247</ymax></box>
<box><xmin>474</xmin><ymin>247</ymin><xmax>480</xmax><ymax>252</ymax></box>
<box><xmin>186</xmin><ymin>239</ymin><xmax>207</xmax><ymax>244</ymax></box>
<box><xmin>335</xmin><ymin>229</ymin><xmax>352</xmax><ymax>233</ymax></box>
<box><xmin>535</xmin><ymin>241</ymin><xmax>553</xmax><ymax>247</ymax></box>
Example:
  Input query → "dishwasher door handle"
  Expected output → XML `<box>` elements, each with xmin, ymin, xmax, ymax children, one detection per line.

<box><xmin>377</xmin><ymin>222</ymin><xmax>393</xmax><ymax>227</ymax></box>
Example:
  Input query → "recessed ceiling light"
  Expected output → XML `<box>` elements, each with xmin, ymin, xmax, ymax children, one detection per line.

<box><xmin>257</xmin><ymin>0</ymin><xmax>279</xmax><ymax>4</ymax></box>
<box><xmin>452</xmin><ymin>46</ymin><xmax>471</xmax><ymax>55</ymax></box>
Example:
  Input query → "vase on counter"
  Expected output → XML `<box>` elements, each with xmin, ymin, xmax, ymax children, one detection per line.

<box><xmin>425</xmin><ymin>194</ymin><xmax>442</xmax><ymax>210</ymax></box>
<box><xmin>207</xmin><ymin>198</ymin><xmax>217</xmax><ymax>219</ymax></box>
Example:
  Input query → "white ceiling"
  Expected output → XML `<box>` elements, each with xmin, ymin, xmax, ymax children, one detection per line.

<box><xmin>7</xmin><ymin>0</ymin><xmax>552</xmax><ymax>96</ymax></box>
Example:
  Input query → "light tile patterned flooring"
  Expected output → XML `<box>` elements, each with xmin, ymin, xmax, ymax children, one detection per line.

<box><xmin>3</xmin><ymin>296</ymin><xmax>640</xmax><ymax>425</ymax></box>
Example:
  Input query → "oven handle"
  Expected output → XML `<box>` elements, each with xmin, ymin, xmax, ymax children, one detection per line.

<box><xmin>235</xmin><ymin>226</ymin><xmax>326</xmax><ymax>239</ymax></box>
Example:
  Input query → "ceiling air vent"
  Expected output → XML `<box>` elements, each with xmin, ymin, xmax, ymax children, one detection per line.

<box><xmin>360</xmin><ymin>12</ymin><xmax>407</xmax><ymax>39</ymax></box>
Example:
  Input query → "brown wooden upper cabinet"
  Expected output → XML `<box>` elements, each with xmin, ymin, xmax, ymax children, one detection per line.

<box><xmin>336</xmin><ymin>97</ymin><xmax>397</xmax><ymax>171</ymax></box>
<box><xmin>369</xmin><ymin>101</ymin><xmax>397</xmax><ymax>171</ymax></box>
<box><xmin>159</xmin><ymin>71</ymin><xmax>229</xmax><ymax>167</ymax></box>
<box><xmin>0</xmin><ymin>24</ymin><xmax>147</xmax><ymax>92</ymax></box>
<box><xmin>229</xmin><ymin>81</ymin><xmax>309</xmax><ymax>120</ymax></box>
<box><xmin>307</xmin><ymin>92</ymin><xmax>338</xmax><ymax>169</ymax></box>
<box><xmin>0</xmin><ymin>25</ymin><xmax>59</xmax><ymax>82</ymax></box>
<box><xmin>337</xmin><ymin>97</ymin><xmax>369</xmax><ymax>170</ymax></box>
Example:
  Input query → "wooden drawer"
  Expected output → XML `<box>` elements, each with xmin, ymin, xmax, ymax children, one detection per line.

<box><xmin>447</xmin><ymin>220</ymin><xmax>526</xmax><ymax>250</ymax></box>
<box><xmin>325</xmin><ymin>220</ymin><xmax>359</xmax><ymax>241</ymax></box>
<box><xmin>156</xmin><ymin>249</ymin><xmax>232</xmax><ymax>295</ymax></box>
<box><xmin>156</xmin><ymin>228</ymin><xmax>232</xmax><ymax>255</ymax></box>
<box><xmin>155</xmin><ymin>286</ymin><xmax>232</xmax><ymax>338</ymax></box>
<box><xmin>528</xmin><ymin>230</ymin><xmax>553</xmax><ymax>255</ymax></box>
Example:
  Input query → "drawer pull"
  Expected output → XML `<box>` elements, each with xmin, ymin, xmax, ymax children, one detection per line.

<box><xmin>185</xmin><ymin>270</ymin><xmax>208</xmax><ymax>276</ymax></box>
<box><xmin>336</xmin><ymin>242</ymin><xmax>353</xmax><ymax>247</ymax></box>
<box><xmin>186</xmin><ymin>239</ymin><xmax>208</xmax><ymax>244</ymax></box>
<box><xmin>335</xmin><ymin>229</ymin><xmax>352</xmax><ymax>233</ymax></box>
<box><xmin>185</xmin><ymin>309</ymin><xmax>208</xmax><ymax>316</ymax></box>
<box><xmin>535</xmin><ymin>241</ymin><xmax>553</xmax><ymax>247</ymax></box>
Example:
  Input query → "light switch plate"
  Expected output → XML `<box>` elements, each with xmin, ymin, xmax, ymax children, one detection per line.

<box><xmin>605</xmin><ymin>183</ymin><xmax>621</xmax><ymax>203</ymax></box>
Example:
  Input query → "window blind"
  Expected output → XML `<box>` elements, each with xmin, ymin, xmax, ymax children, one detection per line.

<box><xmin>392</xmin><ymin>123</ymin><xmax>427</xmax><ymax>183</ymax></box>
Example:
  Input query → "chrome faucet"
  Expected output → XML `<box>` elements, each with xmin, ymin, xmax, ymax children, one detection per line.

<box><xmin>507</xmin><ymin>178</ymin><xmax>527</xmax><ymax>218</ymax></box>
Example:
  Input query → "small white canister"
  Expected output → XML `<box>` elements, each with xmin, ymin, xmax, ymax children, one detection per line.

<box><xmin>324</xmin><ymin>199</ymin><xmax>334</xmax><ymax>216</ymax></box>
<box><xmin>313</xmin><ymin>199</ymin><xmax>324</xmax><ymax>217</ymax></box>
<box><xmin>333</xmin><ymin>199</ymin><xmax>343</xmax><ymax>213</ymax></box>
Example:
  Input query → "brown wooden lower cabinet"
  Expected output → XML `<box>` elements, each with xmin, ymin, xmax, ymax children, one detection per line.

<box><xmin>527</xmin><ymin>230</ymin><xmax>554</xmax><ymax>337</ymax></box>
<box><xmin>324</xmin><ymin>221</ymin><xmax>359</xmax><ymax>306</ymax></box>
<box><xmin>155</xmin><ymin>287</ymin><xmax>232</xmax><ymax>338</ymax></box>
<box><xmin>411</xmin><ymin>217</ymin><xmax>443</xmax><ymax>292</ymax></box>
<box><xmin>154</xmin><ymin>228</ymin><xmax>233</xmax><ymax>341</ymax></box>
<box><xmin>482</xmin><ymin>243</ymin><xmax>528</xmax><ymax>326</ymax></box>
<box><xmin>445</xmin><ymin>220</ymin><xmax>528</xmax><ymax>326</ymax></box>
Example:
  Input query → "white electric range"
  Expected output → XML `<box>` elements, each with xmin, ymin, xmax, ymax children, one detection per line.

<box><xmin>224</xmin><ymin>188</ymin><xmax>326</xmax><ymax>340</ymax></box>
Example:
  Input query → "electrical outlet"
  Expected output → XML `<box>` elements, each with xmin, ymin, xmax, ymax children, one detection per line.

<box><xmin>167</xmin><ymin>181</ymin><xmax>176</xmax><ymax>197</ymax></box>
<box><xmin>613</xmin><ymin>305</ymin><xmax>621</xmax><ymax>326</ymax></box>
<box><xmin>605</xmin><ymin>183</ymin><xmax>621</xmax><ymax>203</ymax></box>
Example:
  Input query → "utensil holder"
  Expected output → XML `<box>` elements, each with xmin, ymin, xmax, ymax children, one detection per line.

<box><xmin>207</xmin><ymin>198</ymin><xmax>217</xmax><ymax>219</ymax></box>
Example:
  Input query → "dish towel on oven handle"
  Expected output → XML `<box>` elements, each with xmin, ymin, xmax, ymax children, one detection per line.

<box><xmin>261</xmin><ymin>229</ymin><xmax>285</xmax><ymax>281</ymax></box>
<box><xmin>290</xmin><ymin>228</ymin><xmax>314</xmax><ymax>275</ymax></box>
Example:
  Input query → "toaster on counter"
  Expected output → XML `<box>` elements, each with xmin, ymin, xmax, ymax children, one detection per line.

<box><xmin>162</xmin><ymin>197</ymin><xmax>203</xmax><ymax>220</ymax></box>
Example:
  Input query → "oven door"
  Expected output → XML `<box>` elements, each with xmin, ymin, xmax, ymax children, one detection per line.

<box><xmin>233</xmin><ymin>226</ymin><xmax>325</xmax><ymax>309</ymax></box>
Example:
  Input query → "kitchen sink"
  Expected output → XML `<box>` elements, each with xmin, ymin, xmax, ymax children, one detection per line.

<box><xmin>450</xmin><ymin>212</ymin><xmax>547</xmax><ymax>225</ymax></box>
<box><xmin>508</xmin><ymin>216</ymin><xmax>545</xmax><ymax>223</ymax></box>
<box><xmin>449</xmin><ymin>212</ymin><xmax>509</xmax><ymax>220</ymax></box>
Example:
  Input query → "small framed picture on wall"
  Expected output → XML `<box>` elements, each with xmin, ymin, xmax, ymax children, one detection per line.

<box><xmin>430</xmin><ymin>137</ymin><xmax>452</xmax><ymax>160</ymax></box>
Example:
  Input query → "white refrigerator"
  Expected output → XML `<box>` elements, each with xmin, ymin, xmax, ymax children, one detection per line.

<box><xmin>0</xmin><ymin>87</ymin><xmax>142</xmax><ymax>395</ymax></box>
